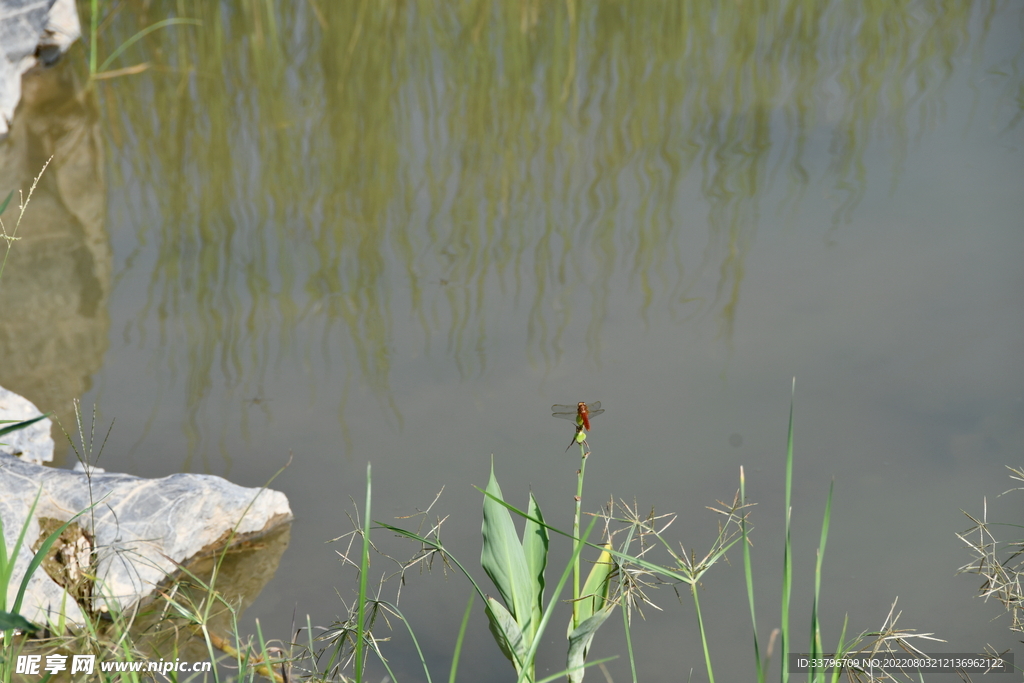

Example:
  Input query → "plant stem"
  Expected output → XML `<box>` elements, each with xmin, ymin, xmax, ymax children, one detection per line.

<box><xmin>356</xmin><ymin>463</ymin><xmax>372</xmax><ymax>681</ymax></box>
<box><xmin>572</xmin><ymin>435</ymin><xmax>588</xmax><ymax>629</ymax></box>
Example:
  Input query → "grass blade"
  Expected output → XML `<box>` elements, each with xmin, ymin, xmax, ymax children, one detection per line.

<box><xmin>355</xmin><ymin>462</ymin><xmax>372</xmax><ymax>681</ymax></box>
<box><xmin>0</xmin><ymin>414</ymin><xmax>49</xmax><ymax>440</ymax></box>
<box><xmin>741</xmin><ymin>465</ymin><xmax>766</xmax><ymax>682</ymax></box>
<box><xmin>809</xmin><ymin>479</ymin><xmax>834</xmax><ymax>678</ymax></box>
<box><xmin>96</xmin><ymin>18</ymin><xmax>202</xmax><ymax>74</ymax></box>
<box><xmin>449</xmin><ymin>591</ymin><xmax>475</xmax><ymax>683</ymax></box>
<box><xmin>780</xmin><ymin>379</ymin><xmax>795</xmax><ymax>683</ymax></box>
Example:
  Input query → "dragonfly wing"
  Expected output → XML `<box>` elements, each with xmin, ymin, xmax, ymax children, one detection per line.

<box><xmin>551</xmin><ymin>404</ymin><xmax>579</xmax><ymax>420</ymax></box>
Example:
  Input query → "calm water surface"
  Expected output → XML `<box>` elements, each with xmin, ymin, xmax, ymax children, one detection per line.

<box><xmin>2</xmin><ymin>1</ymin><xmax>1022</xmax><ymax>680</ymax></box>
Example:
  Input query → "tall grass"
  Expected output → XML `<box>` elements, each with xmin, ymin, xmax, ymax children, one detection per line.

<box><xmin>311</xmin><ymin>388</ymin><xmax>950</xmax><ymax>683</ymax></box>
<box><xmin>1</xmin><ymin>389</ymin><xmax>979</xmax><ymax>681</ymax></box>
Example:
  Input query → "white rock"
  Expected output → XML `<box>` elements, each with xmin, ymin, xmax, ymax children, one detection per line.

<box><xmin>0</xmin><ymin>413</ymin><xmax>292</xmax><ymax>627</ymax></box>
<box><xmin>0</xmin><ymin>385</ymin><xmax>53</xmax><ymax>464</ymax></box>
<box><xmin>0</xmin><ymin>0</ymin><xmax>81</xmax><ymax>138</ymax></box>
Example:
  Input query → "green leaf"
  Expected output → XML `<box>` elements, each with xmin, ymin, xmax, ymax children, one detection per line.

<box><xmin>485</xmin><ymin>596</ymin><xmax>527</xmax><ymax>671</ymax></box>
<box><xmin>480</xmin><ymin>463</ymin><xmax>535</xmax><ymax>638</ymax></box>
<box><xmin>566</xmin><ymin>605</ymin><xmax>616</xmax><ymax>683</ymax></box>
<box><xmin>577</xmin><ymin>544</ymin><xmax>613</xmax><ymax>625</ymax></box>
<box><xmin>0</xmin><ymin>609</ymin><xmax>39</xmax><ymax>633</ymax></box>
<box><xmin>0</xmin><ymin>413</ymin><xmax>49</xmax><ymax>439</ymax></box>
<box><xmin>0</xmin><ymin>487</ymin><xmax>43</xmax><ymax>613</ymax></box>
<box><xmin>522</xmin><ymin>492</ymin><xmax>548</xmax><ymax>629</ymax></box>
<box><xmin>0</xmin><ymin>190</ymin><xmax>13</xmax><ymax>216</ymax></box>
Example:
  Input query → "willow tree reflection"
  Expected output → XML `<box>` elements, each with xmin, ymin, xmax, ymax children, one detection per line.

<box><xmin>82</xmin><ymin>0</ymin><xmax>1010</xmax><ymax>458</ymax></box>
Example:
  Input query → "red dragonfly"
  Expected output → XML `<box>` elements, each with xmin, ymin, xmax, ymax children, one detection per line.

<box><xmin>551</xmin><ymin>401</ymin><xmax>604</xmax><ymax>431</ymax></box>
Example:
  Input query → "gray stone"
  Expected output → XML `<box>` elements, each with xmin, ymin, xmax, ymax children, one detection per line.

<box><xmin>0</xmin><ymin>0</ymin><xmax>81</xmax><ymax>138</ymax></box>
<box><xmin>0</xmin><ymin>384</ymin><xmax>53</xmax><ymax>464</ymax></box>
<box><xmin>0</xmin><ymin>387</ymin><xmax>292</xmax><ymax>628</ymax></box>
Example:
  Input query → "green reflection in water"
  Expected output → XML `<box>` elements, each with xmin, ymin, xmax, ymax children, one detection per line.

<box><xmin>85</xmin><ymin>0</ymin><xmax>1010</xmax><ymax>461</ymax></box>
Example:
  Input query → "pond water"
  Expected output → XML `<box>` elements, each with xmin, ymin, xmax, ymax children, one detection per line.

<box><xmin>2</xmin><ymin>1</ymin><xmax>1022</xmax><ymax>681</ymax></box>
